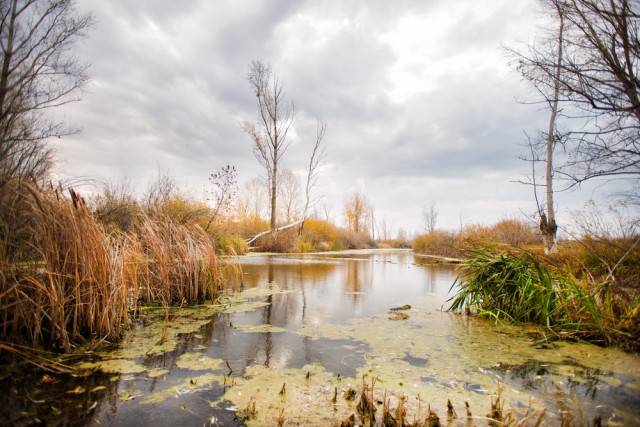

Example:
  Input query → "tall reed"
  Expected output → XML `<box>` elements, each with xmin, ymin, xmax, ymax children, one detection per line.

<box><xmin>1</xmin><ymin>183</ymin><xmax>128</xmax><ymax>351</ymax></box>
<box><xmin>0</xmin><ymin>182</ymin><xmax>223</xmax><ymax>353</ymax></box>
<box><xmin>131</xmin><ymin>213</ymin><xmax>221</xmax><ymax>306</ymax></box>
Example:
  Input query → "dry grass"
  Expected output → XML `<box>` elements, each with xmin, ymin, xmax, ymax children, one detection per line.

<box><xmin>0</xmin><ymin>182</ymin><xmax>222</xmax><ymax>353</ymax></box>
<box><xmin>414</xmin><ymin>219</ymin><xmax>539</xmax><ymax>258</ymax></box>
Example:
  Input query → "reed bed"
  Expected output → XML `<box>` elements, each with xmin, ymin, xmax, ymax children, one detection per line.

<box><xmin>132</xmin><ymin>213</ymin><xmax>221</xmax><ymax>306</ymax></box>
<box><xmin>0</xmin><ymin>182</ymin><xmax>223</xmax><ymax>354</ymax></box>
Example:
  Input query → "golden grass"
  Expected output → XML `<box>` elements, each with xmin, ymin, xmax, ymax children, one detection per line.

<box><xmin>0</xmin><ymin>182</ymin><xmax>222</xmax><ymax>353</ymax></box>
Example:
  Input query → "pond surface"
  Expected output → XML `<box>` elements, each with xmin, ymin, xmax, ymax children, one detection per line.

<box><xmin>2</xmin><ymin>249</ymin><xmax>639</xmax><ymax>426</ymax></box>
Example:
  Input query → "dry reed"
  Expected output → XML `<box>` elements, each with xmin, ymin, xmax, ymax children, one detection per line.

<box><xmin>0</xmin><ymin>182</ymin><xmax>222</xmax><ymax>354</ymax></box>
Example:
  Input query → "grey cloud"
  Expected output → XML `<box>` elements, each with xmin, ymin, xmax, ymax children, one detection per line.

<box><xmin>54</xmin><ymin>0</ymin><xmax>602</xmax><ymax>231</ymax></box>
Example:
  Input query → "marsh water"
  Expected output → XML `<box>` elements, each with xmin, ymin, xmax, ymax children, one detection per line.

<box><xmin>2</xmin><ymin>249</ymin><xmax>639</xmax><ymax>426</ymax></box>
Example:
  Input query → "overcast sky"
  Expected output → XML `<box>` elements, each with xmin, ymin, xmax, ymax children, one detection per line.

<box><xmin>53</xmin><ymin>0</ymin><xmax>621</xmax><ymax>235</ymax></box>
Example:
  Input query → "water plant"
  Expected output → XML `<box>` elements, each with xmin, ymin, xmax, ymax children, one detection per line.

<box><xmin>448</xmin><ymin>248</ymin><xmax>559</xmax><ymax>326</ymax></box>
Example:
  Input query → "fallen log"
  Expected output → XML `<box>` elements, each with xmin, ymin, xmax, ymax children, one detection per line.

<box><xmin>246</xmin><ymin>219</ymin><xmax>304</xmax><ymax>245</ymax></box>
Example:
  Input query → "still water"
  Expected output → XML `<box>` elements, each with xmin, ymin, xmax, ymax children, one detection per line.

<box><xmin>2</xmin><ymin>249</ymin><xmax>639</xmax><ymax>426</ymax></box>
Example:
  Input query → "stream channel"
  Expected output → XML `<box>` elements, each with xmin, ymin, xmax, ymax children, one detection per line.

<box><xmin>2</xmin><ymin>249</ymin><xmax>639</xmax><ymax>426</ymax></box>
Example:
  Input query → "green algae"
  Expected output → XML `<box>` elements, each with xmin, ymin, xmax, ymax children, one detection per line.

<box><xmin>72</xmin><ymin>287</ymin><xmax>282</xmax><ymax>373</ymax></box>
<box><xmin>231</xmin><ymin>282</ymin><xmax>296</xmax><ymax>300</ymax></box>
<box><xmin>232</xmin><ymin>324</ymin><xmax>286</xmax><ymax>333</ymax></box>
<box><xmin>141</xmin><ymin>373</ymin><xmax>223</xmax><ymax>405</ymax></box>
<box><xmin>175</xmin><ymin>352</ymin><xmax>223</xmax><ymax>371</ymax></box>
<box><xmin>75</xmin><ymin>359</ymin><xmax>147</xmax><ymax>374</ymax></box>
<box><xmin>220</xmin><ymin>300</ymin><xmax>270</xmax><ymax>313</ymax></box>
<box><xmin>62</xmin><ymin>256</ymin><xmax>640</xmax><ymax>425</ymax></box>
<box><xmin>227</xmin><ymin>297</ymin><xmax>639</xmax><ymax>423</ymax></box>
<box><xmin>147</xmin><ymin>368</ymin><xmax>169</xmax><ymax>378</ymax></box>
<box><xmin>213</xmin><ymin>363</ymin><xmax>356</xmax><ymax>425</ymax></box>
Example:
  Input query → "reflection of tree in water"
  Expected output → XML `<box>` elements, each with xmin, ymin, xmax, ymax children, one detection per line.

<box><xmin>412</xmin><ymin>255</ymin><xmax>440</xmax><ymax>294</ymax></box>
<box><xmin>344</xmin><ymin>259</ymin><xmax>372</xmax><ymax>304</ymax></box>
<box><xmin>240</xmin><ymin>258</ymin><xmax>343</xmax><ymax>368</ymax></box>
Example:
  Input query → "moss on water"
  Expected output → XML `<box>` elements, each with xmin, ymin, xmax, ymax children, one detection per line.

<box><xmin>68</xmin><ymin>281</ymin><xmax>639</xmax><ymax>425</ymax></box>
<box><xmin>214</xmin><ymin>363</ymin><xmax>355</xmax><ymax>425</ymax></box>
<box><xmin>147</xmin><ymin>368</ymin><xmax>169</xmax><ymax>378</ymax></box>
<box><xmin>219</xmin><ymin>300</ymin><xmax>270</xmax><ymax>313</ymax></box>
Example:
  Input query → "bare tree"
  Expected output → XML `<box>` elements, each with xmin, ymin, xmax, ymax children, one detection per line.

<box><xmin>316</xmin><ymin>202</ymin><xmax>332</xmax><ymax>223</ymax></box>
<box><xmin>301</xmin><ymin>118</ymin><xmax>327</xmax><ymax>219</ymax></box>
<box><xmin>540</xmin><ymin>0</ymin><xmax>564</xmax><ymax>254</ymax></box>
<box><xmin>241</xmin><ymin>60</ymin><xmax>295</xmax><ymax>231</ymax></box>
<box><xmin>421</xmin><ymin>201</ymin><xmax>439</xmax><ymax>233</ymax></box>
<box><xmin>378</xmin><ymin>216</ymin><xmax>392</xmax><ymax>241</ymax></box>
<box><xmin>277</xmin><ymin>168</ymin><xmax>301</xmax><ymax>224</ymax></box>
<box><xmin>235</xmin><ymin>176</ymin><xmax>268</xmax><ymax>221</ymax></box>
<box><xmin>510</xmin><ymin>0</ymin><xmax>640</xmax><ymax>189</ymax></box>
<box><xmin>0</xmin><ymin>0</ymin><xmax>93</xmax><ymax>188</ymax></box>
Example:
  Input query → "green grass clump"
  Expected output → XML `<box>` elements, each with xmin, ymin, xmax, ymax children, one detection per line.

<box><xmin>449</xmin><ymin>249</ymin><xmax>558</xmax><ymax>326</ymax></box>
<box><xmin>448</xmin><ymin>248</ymin><xmax>640</xmax><ymax>350</ymax></box>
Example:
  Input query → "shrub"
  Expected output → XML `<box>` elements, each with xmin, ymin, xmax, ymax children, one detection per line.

<box><xmin>449</xmin><ymin>248</ymin><xmax>640</xmax><ymax>350</ymax></box>
<box><xmin>252</xmin><ymin>227</ymin><xmax>299</xmax><ymax>253</ymax></box>
<box><xmin>301</xmin><ymin>219</ymin><xmax>338</xmax><ymax>244</ymax></box>
<box><xmin>490</xmin><ymin>219</ymin><xmax>539</xmax><ymax>246</ymax></box>
<box><xmin>215</xmin><ymin>233</ymin><xmax>250</xmax><ymax>255</ymax></box>
<box><xmin>413</xmin><ymin>230</ymin><xmax>457</xmax><ymax>257</ymax></box>
<box><xmin>91</xmin><ymin>179</ymin><xmax>141</xmax><ymax>233</ymax></box>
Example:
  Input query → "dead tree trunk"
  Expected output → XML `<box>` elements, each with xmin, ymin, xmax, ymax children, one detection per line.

<box><xmin>540</xmin><ymin>1</ymin><xmax>564</xmax><ymax>255</ymax></box>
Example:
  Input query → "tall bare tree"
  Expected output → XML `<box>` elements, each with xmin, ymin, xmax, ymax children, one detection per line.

<box><xmin>241</xmin><ymin>60</ymin><xmax>295</xmax><ymax>231</ymax></box>
<box><xmin>0</xmin><ymin>0</ymin><xmax>93</xmax><ymax>188</ymax></box>
<box><xmin>378</xmin><ymin>216</ymin><xmax>392</xmax><ymax>240</ymax></box>
<box><xmin>301</xmin><ymin>118</ymin><xmax>327</xmax><ymax>221</ymax></box>
<box><xmin>277</xmin><ymin>168</ymin><xmax>301</xmax><ymax>224</ymax></box>
<box><xmin>236</xmin><ymin>177</ymin><xmax>267</xmax><ymax>220</ymax></box>
<box><xmin>421</xmin><ymin>201</ymin><xmax>439</xmax><ymax>233</ymax></box>
<box><xmin>539</xmin><ymin>1</ymin><xmax>564</xmax><ymax>254</ymax></box>
<box><xmin>511</xmin><ymin>0</ymin><xmax>640</xmax><ymax>188</ymax></box>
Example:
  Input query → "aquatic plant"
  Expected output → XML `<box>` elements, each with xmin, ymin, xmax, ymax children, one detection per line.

<box><xmin>448</xmin><ymin>249</ymin><xmax>559</xmax><ymax>326</ymax></box>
